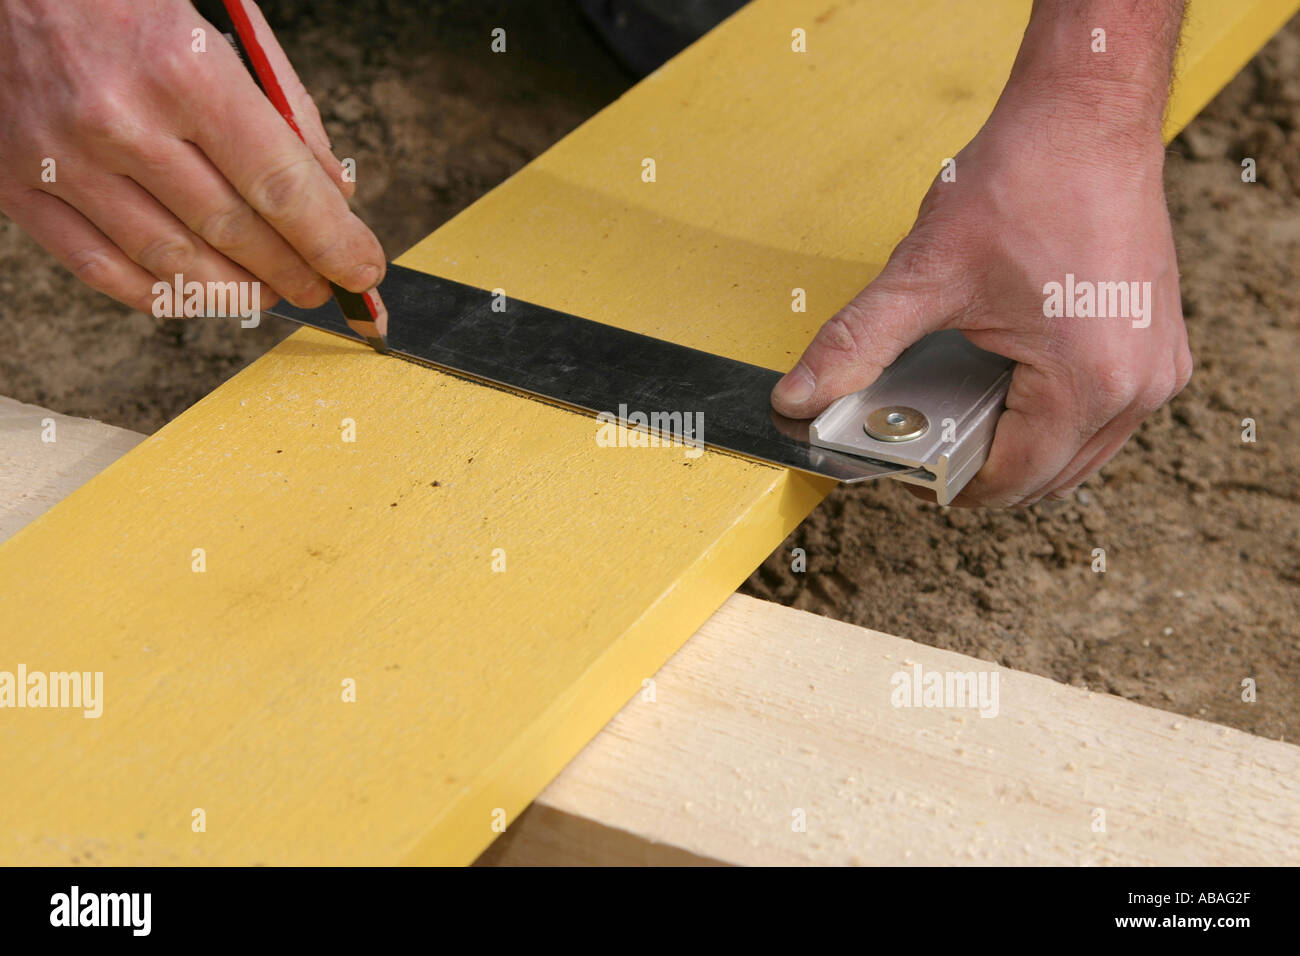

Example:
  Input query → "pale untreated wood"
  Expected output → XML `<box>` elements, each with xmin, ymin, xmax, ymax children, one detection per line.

<box><xmin>0</xmin><ymin>397</ymin><xmax>144</xmax><ymax>543</ymax></box>
<box><xmin>486</xmin><ymin>594</ymin><xmax>1300</xmax><ymax>866</ymax></box>
<box><xmin>0</xmin><ymin>0</ymin><xmax>1293</xmax><ymax>866</ymax></box>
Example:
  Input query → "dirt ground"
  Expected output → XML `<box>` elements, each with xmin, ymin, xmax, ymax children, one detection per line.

<box><xmin>0</xmin><ymin>5</ymin><xmax>1295</xmax><ymax>741</ymax></box>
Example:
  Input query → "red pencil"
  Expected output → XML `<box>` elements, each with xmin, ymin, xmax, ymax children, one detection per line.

<box><xmin>196</xmin><ymin>0</ymin><xmax>389</xmax><ymax>353</ymax></box>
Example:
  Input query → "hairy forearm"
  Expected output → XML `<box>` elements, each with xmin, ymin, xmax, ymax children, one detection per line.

<box><xmin>998</xmin><ymin>0</ymin><xmax>1186</xmax><ymax>142</ymax></box>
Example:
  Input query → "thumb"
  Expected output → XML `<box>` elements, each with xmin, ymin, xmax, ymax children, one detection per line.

<box><xmin>771</xmin><ymin>249</ymin><xmax>960</xmax><ymax>419</ymax></box>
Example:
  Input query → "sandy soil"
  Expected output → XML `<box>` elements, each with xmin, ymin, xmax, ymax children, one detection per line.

<box><xmin>0</xmin><ymin>5</ymin><xmax>1294</xmax><ymax>740</ymax></box>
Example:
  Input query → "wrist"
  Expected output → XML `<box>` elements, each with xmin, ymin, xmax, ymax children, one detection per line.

<box><xmin>992</xmin><ymin>0</ymin><xmax>1183</xmax><ymax>155</ymax></box>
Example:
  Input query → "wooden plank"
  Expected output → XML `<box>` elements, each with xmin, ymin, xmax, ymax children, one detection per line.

<box><xmin>8</xmin><ymin>406</ymin><xmax>1294</xmax><ymax>867</ymax></box>
<box><xmin>482</xmin><ymin>594</ymin><xmax>1300</xmax><ymax>866</ymax></box>
<box><xmin>1167</xmin><ymin>0</ymin><xmax>1300</xmax><ymax>136</ymax></box>
<box><xmin>0</xmin><ymin>0</ymin><xmax>1292</xmax><ymax>866</ymax></box>
<box><xmin>0</xmin><ymin>397</ymin><xmax>144</xmax><ymax>544</ymax></box>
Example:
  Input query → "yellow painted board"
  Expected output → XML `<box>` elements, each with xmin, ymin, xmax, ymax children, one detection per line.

<box><xmin>1167</xmin><ymin>0</ymin><xmax>1300</xmax><ymax>138</ymax></box>
<box><xmin>0</xmin><ymin>0</ymin><xmax>1292</xmax><ymax>866</ymax></box>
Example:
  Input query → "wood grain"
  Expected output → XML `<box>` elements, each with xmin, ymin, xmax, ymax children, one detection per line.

<box><xmin>0</xmin><ymin>0</ymin><xmax>1292</xmax><ymax>865</ymax></box>
<box><xmin>484</xmin><ymin>594</ymin><xmax>1300</xmax><ymax>866</ymax></box>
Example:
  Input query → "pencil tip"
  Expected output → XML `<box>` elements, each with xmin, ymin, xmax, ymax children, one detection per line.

<box><xmin>366</xmin><ymin>335</ymin><xmax>389</xmax><ymax>354</ymax></box>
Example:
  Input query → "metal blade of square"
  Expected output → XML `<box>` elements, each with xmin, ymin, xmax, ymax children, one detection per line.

<box><xmin>268</xmin><ymin>264</ymin><xmax>1011</xmax><ymax>500</ymax></box>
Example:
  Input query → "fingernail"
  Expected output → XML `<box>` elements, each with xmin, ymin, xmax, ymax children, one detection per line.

<box><xmin>773</xmin><ymin>362</ymin><xmax>816</xmax><ymax>409</ymax></box>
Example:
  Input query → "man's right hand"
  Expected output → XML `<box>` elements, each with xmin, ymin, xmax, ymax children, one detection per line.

<box><xmin>0</xmin><ymin>0</ymin><xmax>386</xmax><ymax>314</ymax></box>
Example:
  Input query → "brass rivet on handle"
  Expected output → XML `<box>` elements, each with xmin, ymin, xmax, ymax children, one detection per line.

<box><xmin>865</xmin><ymin>405</ymin><xmax>928</xmax><ymax>442</ymax></box>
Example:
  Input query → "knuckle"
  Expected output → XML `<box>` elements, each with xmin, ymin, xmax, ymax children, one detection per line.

<box><xmin>137</xmin><ymin>235</ymin><xmax>197</xmax><ymax>277</ymax></box>
<box><xmin>156</xmin><ymin>47</ymin><xmax>195</xmax><ymax>87</ymax></box>
<box><xmin>1087</xmin><ymin>362</ymin><xmax>1141</xmax><ymax>418</ymax></box>
<box><xmin>1141</xmin><ymin>363</ymin><xmax>1179</xmax><ymax>410</ymax></box>
<box><xmin>200</xmin><ymin>201</ymin><xmax>257</xmax><ymax>251</ymax></box>
<box><xmin>248</xmin><ymin>156</ymin><xmax>316</xmax><ymax>220</ymax></box>
<box><xmin>300</xmin><ymin>232</ymin><xmax>357</xmax><ymax>275</ymax></box>
<box><xmin>290</xmin><ymin>280</ymin><xmax>331</xmax><ymax>308</ymax></box>
<box><xmin>267</xmin><ymin>262</ymin><xmax>328</xmax><ymax>303</ymax></box>
<box><xmin>65</xmin><ymin>247</ymin><xmax>118</xmax><ymax>291</ymax></box>
<box><xmin>886</xmin><ymin>234</ymin><xmax>940</xmax><ymax>279</ymax></box>
<box><xmin>73</xmin><ymin>93</ymin><xmax>144</xmax><ymax>150</ymax></box>
<box><xmin>954</xmin><ymin>473</ymin><xmax>1027</xmax><ymax>510</ymax></box>
<box><xmin>814</xmin><ymin>313</ymin><xmax>866</xmax><ymax>361</ymax></box>
<box><xmin>885</xmin><ymin>229</ymin><xmax>965</xmax><ymax>290</ymax></box>
<box><xmin>1136</xmin><ymin>344</ymin><xmax>1192</xmax><ymax>411</ymax></box>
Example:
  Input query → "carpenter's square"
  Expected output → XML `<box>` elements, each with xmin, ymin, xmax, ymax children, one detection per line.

<box><xmin>268</xmin><ymin>265</ymin><xmax>1013</xmax><ymax>505</ymax></box>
